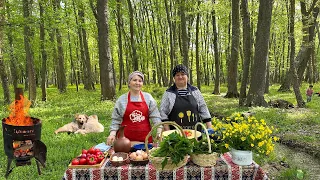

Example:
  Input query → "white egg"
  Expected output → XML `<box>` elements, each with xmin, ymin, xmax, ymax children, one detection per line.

<box><xmin>112</xmin><ymin>156</ymin><xmax>118</xmax><ymax>161</ymax></box>
<box><xmin>118</xmin><ymin>157</ymin><xmax>123</xmax><ymax>161</ymax></box>
<box><xmin>136</xmin><ymin>150</ymin><xmax>143</xmax><ymax>155</ymax></box>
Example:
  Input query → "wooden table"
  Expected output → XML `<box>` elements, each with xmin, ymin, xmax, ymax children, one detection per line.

<box><xmin>63</xmin><ymin>153</ymin><xmax>268</xmax><ymax>180</ymax></box>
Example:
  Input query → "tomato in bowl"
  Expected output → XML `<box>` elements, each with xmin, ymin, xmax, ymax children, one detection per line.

<box><xmin>162</xmin><ymin>129</ymin><xmax>201</xmax><ymax>139</ymax></box>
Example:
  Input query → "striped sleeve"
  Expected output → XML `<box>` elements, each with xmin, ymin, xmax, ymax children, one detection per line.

<box><xmin>160</xmin><ymin>91</ymin><xmax>176</xmax><ymax>121</ymax></box>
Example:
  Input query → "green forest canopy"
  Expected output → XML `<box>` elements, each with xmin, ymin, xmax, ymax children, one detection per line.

<box><xmin>0</xmin><ymin>0</ymin><xmax>319</xmax><ymax>106</ymax></box>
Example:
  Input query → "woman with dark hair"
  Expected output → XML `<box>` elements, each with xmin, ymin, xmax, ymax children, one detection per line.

<box><xmin>160</xmin><ymin>64</ymin><xmax>213</xmax><ymax>131</ymax></box>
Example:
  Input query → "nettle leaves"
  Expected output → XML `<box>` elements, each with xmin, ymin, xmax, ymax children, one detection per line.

<box><xmin>152</xmin><ymin>132</ymin><xmax>192</xmax><ymax>169</ymax></box>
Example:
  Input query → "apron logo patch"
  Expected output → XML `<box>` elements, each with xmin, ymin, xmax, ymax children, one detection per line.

<box><xmin>130</xmin><ymin>110</ymin><xmax>145</xmax><ymax>122</ymax></box>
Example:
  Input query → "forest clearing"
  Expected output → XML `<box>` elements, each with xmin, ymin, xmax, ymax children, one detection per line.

<box><xmin>1</xmin><ymin>0</ymin><xmax>320</xmax><ymax>179</ymax></box>
<box><xmin>0</xmin><ymin>84</ymin><xmax>319</xmax><ymax>179</ymax></box>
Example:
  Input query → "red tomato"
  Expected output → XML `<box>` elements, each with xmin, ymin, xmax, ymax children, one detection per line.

<box><xmin>79</xmin><ymin>158</ymin><xmax>87</xmax><ymax>165</ymax></box>
<box><xmin>184</xmin><ymin>130</ymin><xmax>192</xmax><ymax>137</ymax></box>
<box><xmin>88</xmin><ymin>147</ymin><xmax>95</xmax><ymax>154</ymax></box>
<box><xmin>71</xmin><ymin>158</ymin><xmax>80</xmax><ymax>165</ymax></box>
<box><xmin>82</xmin><ymin>149</ymin><xmax>88</xmax><ymax>154</ymax></box>
<box><xmin>80</xmin><ymin>153</ymin><xmax>87</xmax><ymax>158</ymax></box>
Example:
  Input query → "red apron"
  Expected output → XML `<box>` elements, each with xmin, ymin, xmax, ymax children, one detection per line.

<box><xmin>121</xmin><ymin>91</ymin><xmax>152</xmax><ymax>143</ymax></box>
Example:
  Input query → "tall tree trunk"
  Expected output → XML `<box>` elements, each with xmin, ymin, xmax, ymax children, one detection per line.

<box><xmin>297</xmin><ymin>1</ymin><xmax>319</xmax><ymax>82</ymax></box>
<box><xmin>72</xmin><ymin>0</ymin><xmax>82</xmax><ymax>90</ymax></box>
<box><xmin>265</xmin><ymin>61</ymin><xmax>270</xmax><ymax>93</ymax></box>
<box><xmin>150</xmin><ymin>8</ymin><xmax>163</xmax><ymax>86</ymax></box>
<box><xmin>203</xmin><ymin>17</ymin><xmax>210</xmax><ymax>86</ymax></box>
<box><xmin>195</xmin><ymin>0</ymin><xmax>201</xmax><ymax>89</ymax></box>
<box><xmin>64</xmin><ymin>0</ymin><xmax>75</xmax><ymax>89</ymax></box>
<box><xmin>116</xmin><ymin>0</ymin><xmax>124</xmax><ymax>91</ymax></box>
<box><xmin>225</xmin><ymin>0</ymin><xmax>240</xmax><ymax>98</ymax></box>
<box><xmin>0</xmin><ymin>0</ymin><xmax>10</xmax><ymax>104</ymax></box>
<box><xmin>239</xmin><ymin>0</ymin><xmax>252</xmax><ymax>106</ymax></box>
<box><xmin>23</xmin><ymin>0</ymin><xmax>37</xmax><ymax>105</ymax></box>
<box><xmin>56</xmin><ymin>28</ymin><xmax>67</xmax><ymax>93</ymax></box>
<box><xmin>212</xmin><ymin>0</ymin><xmax>220</xmax><ymax>95</ymax></box>
<box><xmin>246</xmin><ymin>0</ymin><xmax>273</xmax><ymax>107</ymax></box>
<box><xmin>68</xmin><ymin>30</ymin><xmax>78</xmax><ymax>91</ymax></box>
<box><xmin>146</xmin><ymin>4</ymin><xmax>160</xmax><ymax>85</ymax></box>
<box><xmin>180</xmin><ymin>0</ymin><xmax>189</xmax><ymax>68</ymax></box>
<box><xmin>160</xmin><ymin>23</ymin><xmax>169</xmax><ymax>86</ymax></box>
<box><xmin>96</xmin><ymin>0</ymin><xmax>115</xmax><ymax>100</ymax></box>
<box><xmin>79</xmin><ymin>5</ymin><xmax>95</xmax><ymax>90</ymax></box>
<box><xmin>0</xmin><ymin>59</ymin><xmax>10</xmax><ymax>104</ymax></box>
<box><xmin>39</xmin><ymin>0</ymin><xmax>47</xmax><ymax>101</ymax></box>
<box><xmin>278</xmin><ymin>13</ymin><xmax>292</xmax><ymax>92</ymax></box>
<box><xmin>127</xmin><ymin>0</ymin><xmax>138</xmax><ymax>70</ymax></box>
<box><xmin>290</xmin><ymin>0</ymin><xmax>305</xmax><ymax>107</ymax></box>
<box><xmin>164</xmin><ymin>0</ymin><xmax>175</xmax><ymax>86</ymax></box>
<box><xmin>172</xmin><ymin>1</ymin><xmax>178</xmax><ymax>67</ymax></box>
<box><xmin>278</xmin><ymin>0</ymin><xmax>319</xmax><ymax>91</ymax></box>
<box><xmin>5</xmin><ymin>1</ymin><xmax>18</xmax><ymax>90</ymax></box>
<box><xmin>55</xmin><ymin>0</ymin><xmax>66</xmax><ymax>93</ymax></box>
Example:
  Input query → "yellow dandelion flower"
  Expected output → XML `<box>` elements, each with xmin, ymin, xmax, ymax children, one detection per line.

<box><xmin>250</xmin><ymin>135</ymin><xmax>255</xmax><ymax>140</ymax></box>
<box><xmin>258</xmin><ymin>141</ymin><xmax>264</xmax><ymax>147</ymax></box>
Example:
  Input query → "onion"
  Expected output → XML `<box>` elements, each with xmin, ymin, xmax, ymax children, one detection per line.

<box><xmin>129</xmin><ymin>152</ymin><xmax>137</xmax><ymax>160</ymax></box>
<box><xmin>142</xmin><ymin>152</ymin><xmax>148</xmax><ymax>160</ymax></box>
<box><xmin>135</xmin><ymin>155</ymin><xmax>143</xmax><ymax>161</ymax></box>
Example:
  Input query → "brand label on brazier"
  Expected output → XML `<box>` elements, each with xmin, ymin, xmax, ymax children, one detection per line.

<box><xmin>14</xmin><ymin>129</ymin><xmax>34</xmax><ymax>135</ymax></box>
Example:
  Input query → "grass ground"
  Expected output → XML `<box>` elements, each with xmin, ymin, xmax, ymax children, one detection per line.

<box><xmin>0</xmin><ymin>83</ymin><xmax>319</xmax><ymax>179</ymax></box>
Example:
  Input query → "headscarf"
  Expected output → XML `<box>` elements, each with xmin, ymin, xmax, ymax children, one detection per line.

<box><xmin>128</xmin><ymin>71</ymin><xmax>144</xmax><ymax>84</ymax></box>
<box><xmin>172</xmin><ymin>64</ymin><xmax>188</xmax><ymax>77</ymax></box>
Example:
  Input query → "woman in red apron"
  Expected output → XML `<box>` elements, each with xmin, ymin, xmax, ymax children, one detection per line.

<box><xmin>106</xmin><ymin>71</ymin><xmax>162</xmax><ymax>145</ymax></box>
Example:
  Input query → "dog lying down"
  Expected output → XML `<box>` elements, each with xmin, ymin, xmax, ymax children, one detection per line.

<box><xmin>54</xmin><ymin>114</ymin><xmax>104</xmax><ymax>135</ymax></box>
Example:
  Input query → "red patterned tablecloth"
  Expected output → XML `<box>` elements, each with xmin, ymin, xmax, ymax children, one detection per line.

<box><xmin>63</xmin><ymin>153</ymin><xmax>268</xmax><ymax>180</ymax></box>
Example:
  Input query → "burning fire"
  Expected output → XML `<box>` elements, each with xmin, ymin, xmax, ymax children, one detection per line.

<box><xmin>5</xmin><ymin>95</ymin><xmax>33</xmax><ymax>126</ymax></box>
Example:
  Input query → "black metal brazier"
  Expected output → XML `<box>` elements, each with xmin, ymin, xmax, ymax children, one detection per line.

<box><xmin>2</xmin><ymin>117</ymin><xmax>47</xmax><ymax>178</ymax></box>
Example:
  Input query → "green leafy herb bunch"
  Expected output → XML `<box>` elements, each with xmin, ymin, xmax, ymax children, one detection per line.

<box><xmin>151</xmin><ymin>132</ymin><xmax>192</xmax><ymax>169</ymax></box>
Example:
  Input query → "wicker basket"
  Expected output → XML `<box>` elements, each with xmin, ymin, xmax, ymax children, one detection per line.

<box><xmin>130</xmin><ymin>158</ymin><xmax>149</xmax><ymax>166</ymax></box>
<box><xmin>145</xmin><ymin>122</ymin><xmax>189</xmax><ymax>171</ymax></box>
<box><xmin>190</xmin><ymin>123</ymin><xmax>219</xmax><ymax>167</ymax></box>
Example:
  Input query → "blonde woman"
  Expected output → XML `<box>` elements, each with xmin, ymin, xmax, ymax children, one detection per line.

<box><xmin>106</xmin><ymin>71</ymin><xmax>161</xmax><ymax>145</ymax></box>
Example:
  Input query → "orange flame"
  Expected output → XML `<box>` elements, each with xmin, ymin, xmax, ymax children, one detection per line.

<box><xmin>5</xmin><ymin>95</ymin><xmax>33</xmax><ymax>126</ymax></box>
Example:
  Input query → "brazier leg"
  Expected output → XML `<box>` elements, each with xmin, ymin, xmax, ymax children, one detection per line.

<box><xmin>36</xmin><ymin>160</ymin><xmax>41</xmax><ymax>175</ymax></box>
<box><xmin>5</xmin><ymin>158</ymin><xmax>13</xmax><ymax>178</ymax></box>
